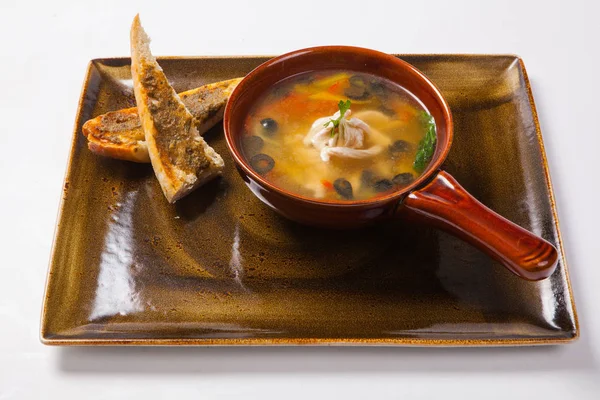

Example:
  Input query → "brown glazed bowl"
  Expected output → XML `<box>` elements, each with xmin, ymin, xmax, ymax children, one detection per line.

<box><xmin>223</xmin><ymin>46</ymin><xmax>558</xmax><ymax>281</ymax></box>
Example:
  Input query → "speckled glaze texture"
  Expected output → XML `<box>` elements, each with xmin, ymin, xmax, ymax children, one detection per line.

<box><xmin>41</xmin><ymin>55</ymin><xmax>578</xmax><ymax>345</ymax></box>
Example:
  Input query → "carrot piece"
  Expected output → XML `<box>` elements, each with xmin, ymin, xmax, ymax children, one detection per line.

<box><xmin>397</xmin><ymin>111</ymin><xmax>413</xmax><ymax>122</ymax></box>
<box><xmin>327</xmin><ymin>82</ymin><xmax>340</xmax><ymax>93</ymax></box>
<box><xmin>307</xmin><ymin>100</ymin><xmax>338</xmax><ymax>114</ymax></box>
<box><xmin>321</xmin><ymin>180</ymin><xmax>334</xmax><ymax>190</ymax></box>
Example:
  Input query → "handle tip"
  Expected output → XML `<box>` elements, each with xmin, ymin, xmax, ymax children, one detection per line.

<box><xmin>513</xmin><ymin>240</ymin><xmax>559</xmax><ymax>281</ymax></box>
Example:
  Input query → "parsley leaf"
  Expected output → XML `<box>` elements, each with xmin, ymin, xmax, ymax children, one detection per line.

<box><xmin>324</xmin><ymin>100</ymin><xmax>352</xmax><ymax>136</ymax></box>
<box><xmin>413</xmin><ymin>111</ymin><xmax>437</xmax><ymax>173</ymax></box>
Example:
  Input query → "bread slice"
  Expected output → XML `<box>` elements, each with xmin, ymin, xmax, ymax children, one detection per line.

<box><xmin>82</xmin><ymin>78</ymin><xmax>242</xmax><ymax>163</ymax></box>
<box><xmin>130</xmin><ymin>15</ymin><xmax>224</xmax><ymax>203</ymax></box>
<box><xmin>83</xmin><ymin>107</ymin><xmax>149</xmax><ymax>162</ymax></box>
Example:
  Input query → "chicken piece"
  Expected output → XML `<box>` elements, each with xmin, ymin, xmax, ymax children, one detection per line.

<box><xmin>304</xmin><ymin>109</ymin><xmax>382</xmax><ymax>162</ymax></box>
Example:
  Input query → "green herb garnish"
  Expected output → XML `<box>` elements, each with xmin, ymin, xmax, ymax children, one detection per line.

<box><xmin>413</xmin><ymin>111</ymin><xmax>437</xmax><ymax>173</ymax></box>
<box><xmin>324</xmin><ymin>99</ymin><xmax>352</xmax><ymax>136</ymax></box>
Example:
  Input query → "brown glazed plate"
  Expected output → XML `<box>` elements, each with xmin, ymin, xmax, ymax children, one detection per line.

<box><xmin>41</xmin><ymin>55</ymin><xmax>578</xmax><ymax>346</ymax></box>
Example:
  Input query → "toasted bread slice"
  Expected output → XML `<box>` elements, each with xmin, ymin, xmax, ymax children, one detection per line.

<box><xmin>130</xmin><ymin>15</ymin><xmax>224</xmax><ymax>203</ymax></box>
<box><xmin>82</xmin><ymin>78</ymin><xmax>242</xmax><ymax>163</ymax></box>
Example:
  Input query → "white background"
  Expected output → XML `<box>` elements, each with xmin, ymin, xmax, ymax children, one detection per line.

<box><xmin>1</xmin><ymin>0</ymin><xmax>599</xmax><ymax>398</ymax></box>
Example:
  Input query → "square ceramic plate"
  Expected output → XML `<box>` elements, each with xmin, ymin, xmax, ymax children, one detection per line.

<box><xmin>41</xmin><ymin>55</ymin><xmax>578</xmax><ymax>346</ymax></box>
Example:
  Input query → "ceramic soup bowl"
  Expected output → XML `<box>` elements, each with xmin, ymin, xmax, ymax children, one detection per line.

<box><xmin>223</xmin><ymin>46</ymin><xmax>558</xmax><ymax>281</ymax></box>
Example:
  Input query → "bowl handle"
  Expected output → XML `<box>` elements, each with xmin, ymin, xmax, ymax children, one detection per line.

<box><xmin>401</xmin><ymin>170</ymin><xmax>558</xmax><ymax>280</ymax></box>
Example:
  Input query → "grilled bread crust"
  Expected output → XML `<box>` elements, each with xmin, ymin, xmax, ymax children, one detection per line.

<box><xmin>82</xmin><ymin>78</ymin><xmax>241</xmax><ymax>163</ymax></box>
<box><xmin>130</xmin><ymin>15</ymin><xmax>224</xmax><ymax>202</ymax></box>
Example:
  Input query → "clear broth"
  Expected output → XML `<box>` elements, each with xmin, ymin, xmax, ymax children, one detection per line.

<box><xmin>242</xmin><ymin>70</ymin><xmax>434</xmax><ymax>202</ymax></box>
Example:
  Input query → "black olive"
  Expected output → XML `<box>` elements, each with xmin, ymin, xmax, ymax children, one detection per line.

<box><xmin>333</xmin><ymin>178</ymin><xmax>354</xmax><ymax>200</ymax></box>
<box><xmin>296</xmin><ymin>74</ymin><xmax>315</xmax><ymax>84</ymax></box>
<box><xmin>349</xmin><ymin>75</ymin><xmax>367</xmax><ymax>88</ymax></box>
<box><xmin>272</xmin><ymin>86</ymin><xmax>291</xmax><ymax>98</ymax></box>
<box><xmin>361</xmin><ymin>170</ymin><xmax>376</xmax><ymax>187</ymax></box>
<box><xmin>249</xmin><ymin>153</ymin><xmax>275</xmax><ymax>175</ymax></box>
<box><xmin>379</xmin><ymin>105</ymin><xmax>396</xmax><ymax>117</ymax></box>
<box><xmin>392</xmin><ymin>172</ymin><xmax>415</xmax><ymax>187</ymax></box>
<box><xmin>260</xmin><ymin>118</ymin><xmax>278</xmax><ymax>136</ymax></box>
<box><xmin>373</xmin><ymin>179</ymin><xmax>394</xmax><ymax>192</ymax></box>
<box><xmin>369</xmin><ymin>80</ymin><xmax>388</xmax><ymax>97</ymax></box>
<box><xmin>242</xmin><ymin>135</ymin><xmax>264</xmax><ymax>156</ymax></box>
<box><xmin>389</xmin><ymin>140</ymin><xmax>412</xmax><ymax>158</ymax></box>
<box><xmin>362</xmin><ymin>170</ymin><xmax>397</xmax><ymax>193</ymax></box>
<box><xmin>344</xmin><ymin>85</ymin><xmax>370</xmax><ymax>100</ymax></box>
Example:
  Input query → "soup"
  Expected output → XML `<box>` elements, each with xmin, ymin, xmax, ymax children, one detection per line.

<box><xmin>241</xmin><ymin>70</ymin><xmax>436</xmax><ymax>202</ymax></box>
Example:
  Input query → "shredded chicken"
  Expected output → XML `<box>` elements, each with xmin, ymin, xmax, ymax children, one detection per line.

<box><xmin>303</xmin><ymin>109</ymin><xmax>383</xmax><ymax>162</ymax></box>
